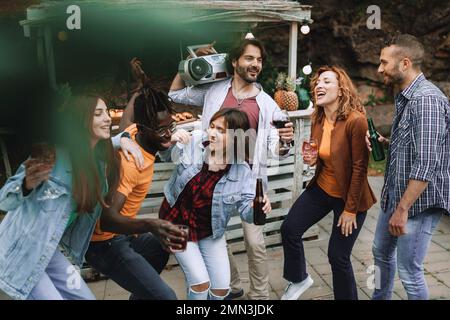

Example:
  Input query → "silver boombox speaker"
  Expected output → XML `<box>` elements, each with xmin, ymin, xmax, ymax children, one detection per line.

<box><xmin>178</xmin><ymin>44</ymin><xmax>231</xmax><ymax>86</ymax></box>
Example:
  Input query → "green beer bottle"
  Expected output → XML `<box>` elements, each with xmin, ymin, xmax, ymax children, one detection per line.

<box><xmin>367</xmin><ymin>118</ymin><xmax>385</xmax><ymax>161</ymax></box>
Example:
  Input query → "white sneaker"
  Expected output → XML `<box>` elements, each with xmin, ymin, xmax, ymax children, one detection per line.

<box><xmin>281</xmin><ymin>275</ymin><xmax>314</xmax><ymax>300</ymax></box>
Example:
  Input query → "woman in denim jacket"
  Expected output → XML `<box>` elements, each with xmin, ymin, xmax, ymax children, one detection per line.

<box><xmin>159</xmin><ymin>108</ymin><xmax>271</xmax><ymax>300</ymax></box>
<box><xmin>0</xmin><ymin>95</ymin><xmax>124</xmax><ymax>300</ymax></box>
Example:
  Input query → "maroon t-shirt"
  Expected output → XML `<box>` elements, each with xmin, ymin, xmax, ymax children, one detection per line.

<box><xmin>220</xmin><ymin>87</ymin><xmax>259</xmax><ymax>131</ymax></box>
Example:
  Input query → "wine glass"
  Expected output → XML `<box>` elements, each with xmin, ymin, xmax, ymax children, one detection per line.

<box><xmin>272</xmin><ymin>109</ymin><xmax>291</xmax><ymax>153</ymax></box>
<box><xmin>31</xmin><ymin>143</ymin><xmax>59</xmax><ymax>201</ymax></box>
<box><xmin>301</xmin><ymin>138</ymin><xmax>318</xmax><ymax>174</ymax></box>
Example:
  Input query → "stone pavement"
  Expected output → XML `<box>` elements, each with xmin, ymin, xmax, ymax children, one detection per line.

<box><xmin>88</xmin><ymin>176</ymin><xmax>450</xmax><ymax>300</ymax></box>
<box><xmin>1</xmin><ymin>176</ymin><xmax>450</xmax><ymax>300</ymax></box>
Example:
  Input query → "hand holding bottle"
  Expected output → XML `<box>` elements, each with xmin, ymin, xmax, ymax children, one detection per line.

<box><xmin>365</xmin><ymin>130</ymin><xmax>389</xmax><ymax>152</ymax></box>
<box><xmin>366</xmin><ymin>118</ymin><xmax>387</xmax><ymax>161</ymax></box>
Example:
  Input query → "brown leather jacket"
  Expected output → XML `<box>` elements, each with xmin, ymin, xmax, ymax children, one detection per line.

<box><xmin>307</xmin><ymin>111</ymin><xmax>377</xmax><ymax>213</ymax></box>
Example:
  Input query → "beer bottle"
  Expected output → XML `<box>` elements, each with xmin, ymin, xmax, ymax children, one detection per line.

<box><xmin>367</xmin><ymin>118</ymin><xmax>385</xmax><ymax>161</ymax></box>
<box><xmin>253</xmin><ymin>178</ymin><xmax>266</xmax><ymax>226</ymax></box>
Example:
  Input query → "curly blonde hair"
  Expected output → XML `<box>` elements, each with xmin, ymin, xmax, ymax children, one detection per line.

<box><xmin>310</xmin><ymin>66</ymin><xmax>365</xmax><ymax>124</ymax></box>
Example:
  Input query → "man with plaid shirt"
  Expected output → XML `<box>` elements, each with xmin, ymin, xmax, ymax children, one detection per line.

<box><xmin>367</xmin><ymin>34</ymin><xmax>450</xmax><ymax>300</ymax></box>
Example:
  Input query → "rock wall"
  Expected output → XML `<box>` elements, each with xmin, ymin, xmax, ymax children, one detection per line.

<box><xmin>256</xmin><ymin>0</ymin><xmax>449</xmax><ymax>132</ymax></box>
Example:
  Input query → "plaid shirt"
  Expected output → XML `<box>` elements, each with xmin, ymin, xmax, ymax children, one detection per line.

<box><xmin>380</xmin><ymin>73</ymin><xmax>450</xmax><ymax>217</ymax></box>
<box><xmin>159</xmin><ymin>163</ymin><xmax>230</xmax><ymax>242</ymax></box>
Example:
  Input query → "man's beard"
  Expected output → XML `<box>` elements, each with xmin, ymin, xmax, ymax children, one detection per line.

<box><xmin>383</xmin><ymin>68</ymin><xmax>404</xmax><ymax>86</ymax></box>
<box><xmin>235</xmin><ymin>65</ymin><xmax>260</xmax><ymax>84</ymax></box>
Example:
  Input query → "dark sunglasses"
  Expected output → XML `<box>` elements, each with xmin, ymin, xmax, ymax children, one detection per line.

<box><xmin>138</xmin><ymin>121</ymin><xmax>177</xmax><ymax>137</ymax></box>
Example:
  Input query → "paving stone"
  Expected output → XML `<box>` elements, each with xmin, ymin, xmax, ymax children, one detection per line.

<box><xmin>424</xmin><ymin>261</ymin><xmax>450</xmax><ymax>274</ymax></box>
<box><xmin>428</xmin><ymin>241</ymin><xmax>448</xmax><ymax>253</ymax></box>
<box><xmin>357</xmin><ymin>288</ymin><xmax>370</xmax><ymax>300</ymax></box>
<box><xmin>87</xmin><ymin>280</ymin><xmax>107</xmax><ymax>300</ymax></box>
<box><xmin>430</xmin><ymin>234</ymin><xmax>450</xmax><ymax>250</ymax></box>
<box><xmin>0</xmin><ymin>290</ymin><xmax>11</xmax><ymax>300</ymax></box>
<box><xmin>433</xmin><ymin>271</ymin><xmax>450</xmax><ymax>288</ymax></box>
<box><xmin>103</xmin><ymin>280</ymin><xmax>129</xmax><ymax>299</ymax></box>
<box><xmin>83</xmin><ymin>176</ymin><xmax>450</xmax><ymax>300</ymax></box>
<box><xmin>435</xmin><ymin>217</ymin><xmax>450</xmax><ymax>234</ymax></box>
<box><xmin>311</xmin><ymin>263</ymin><xmax>332</xmax><ymax>277</ymax></box>
<box><xmin>429</xmin><ymin>285</ymin><xmax>450</xmax><ymax>300</ymax></box>
<box><xmin>424</xmin><ymin>251</ymin><xmax>450</xmax><ymax>264</ymax></box>
<box><xmin>305</xmin><ymin>247</ymin><xmax>328</xmax><ymax>265</ymax></box>
<box><xmin>422</xmin><ymin>273</ymin><xmax>443</xmax><ymax>288</ymax></box>
<box><xmin>298</xmin><ymin>285</ymin><xmax>334</xmax><ymax>300</ymax></box>
<box><xmin>352</xmin><ymin>249</ymin><xmax>374</xmax><ymax>261</ymax></box>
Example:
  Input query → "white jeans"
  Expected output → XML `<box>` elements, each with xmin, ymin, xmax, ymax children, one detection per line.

<box><xmin>27</xmin><ymin>250</ymin><xmax>95</xmax><ymax>300</ymax></box>
<box><xmin>175</xmin><ymin>235</ymin><xmax>230</xmax><ymax>300</ymax></box>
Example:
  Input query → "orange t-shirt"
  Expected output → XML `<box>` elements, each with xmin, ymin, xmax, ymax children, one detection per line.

<box><xmin>316</xmin><ymin>118</ymin><xmax>342</xmax><ymax>198</ymax></box>
<box><xmin>91</xmin><ymin>124</ymin><xmax>155</xmax><ymax>242</ymax></box>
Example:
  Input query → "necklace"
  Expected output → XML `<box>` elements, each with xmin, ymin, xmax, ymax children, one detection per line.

<box><xmin>236</xmin><ymin>96</ymin><xmax>247</xmax><ymax>107</ymax></box>
<box><xmin>232</xmin><ymin>84</ymin><xmax>254</xmax><ymax>108</ymax></box>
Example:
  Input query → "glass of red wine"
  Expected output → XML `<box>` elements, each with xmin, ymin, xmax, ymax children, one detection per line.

<box><xmin>272</xmin><ymin>109</ymin><xmax>291</xmax><ymax>153</ymax></box>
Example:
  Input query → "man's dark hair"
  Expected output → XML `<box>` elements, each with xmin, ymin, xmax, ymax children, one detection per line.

<box><xmin>226</xmin><ymin>38</ymin><xmax>267</xmax><ymax>73</ymax></box>
<box><xmin>134</xmin><ymin>84</ymin><xmax>173</xmax><ymax>130</ymax></box>
<box><xmin>383</xmin><ymin>34</ymin><xmax>425</xmax><ymax>69</ymax></box>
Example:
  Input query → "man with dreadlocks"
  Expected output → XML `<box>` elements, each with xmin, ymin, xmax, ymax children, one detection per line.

<box><xmin>85</xmin><ymin>84</ymin><xmax>190</xmax><ymax>300</ymax></box>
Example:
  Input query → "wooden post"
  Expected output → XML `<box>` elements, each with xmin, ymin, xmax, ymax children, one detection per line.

<box><xmin>36</xmin><ymin>27</ymin><xmax>45</xmax><ymax>71</ymax></box>
<box><xmin>288</xmin><ymin>21</ymin><xmax>298</xmax><ymax>79</ymax></box>
<box><xmin>0</xmin><ymin>138</ymin><xmax>12</xmax><ymax>178</ymax></box>
<box><xmin>43</xmin><ymin>26</ymin><xmax>57</xmax><ymax>89</ymax></box>
<box><xmin>292</xmin><ymin>117</ymin><xmax>304</xmax><ymax>200</ymax></box>
<box><xmin>289</xmin><ymin>109</ymin><xmax>313</xmax><ymax>199</ymax></box>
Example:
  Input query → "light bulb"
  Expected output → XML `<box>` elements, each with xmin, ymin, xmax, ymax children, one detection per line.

<box><xmin>302</xmin><ymin>64</ymin><xmax>312</xmax><ymax>75</ymax></box>
<box><xmin>300</xmin><ymin>25</ymin><xmax>310</xmax><ymax>35</ymax></box>
<box><xmin>245</xmin><ymin>32</ymin><xmax>255</xmax><ymax>39</ymax></box>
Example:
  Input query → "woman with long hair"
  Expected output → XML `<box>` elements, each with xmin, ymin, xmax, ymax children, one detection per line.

<box><xmin>0</xmin><ymin>94</ymin><xmax>120</xmax><ymax>300</ymax></box>
<box><xmin>159</xmin><ymin>108</ymin><xmax>271</xmax><ymax>300</ymax></box>
<box><xmin>280</xmin><ymin>66</ymin><xmax>376</xmax><ymax>300</ymax></box>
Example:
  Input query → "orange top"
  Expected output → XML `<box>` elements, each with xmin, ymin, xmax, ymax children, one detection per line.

<box><xmin>91</xmin><ymin>124</ymin><xmax>155</xmax><ymax>242</ymax></box>
<box><xmin>316</xmin><ymin>118</ymin><xmax>342</xmax><ymax>199</ymax></box>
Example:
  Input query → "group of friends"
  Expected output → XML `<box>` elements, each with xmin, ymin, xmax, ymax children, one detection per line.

<box><xmin>0</xmin><ymin>33</ymin><xmax>448</xmax><ymax>301</ymax></box>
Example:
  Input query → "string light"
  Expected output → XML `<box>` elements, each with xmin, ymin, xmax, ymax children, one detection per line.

<box><xmin>300</xmin><ymin>24</ymin><xmax>310</xmax><ymax>35</ymax></box>
<box><xmin>302</xmin><ymin>64</ymin><xmax>312</xmax><ymax>75</ymax></box>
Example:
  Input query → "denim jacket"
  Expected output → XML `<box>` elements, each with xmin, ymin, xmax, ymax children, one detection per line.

<box><xmin>0</xmin><ymin>147</ymin><xmax>105</xmax><ymax>300</ymax></box>
<box><xmin>163</xmin><ymin>131</ymin><xmax>256</xmax><ymax>240</ymax></box>
<box><xmin>169</xmin><ymin>78</ymin><xmax>288</xmax><ymax>184</ymax></box>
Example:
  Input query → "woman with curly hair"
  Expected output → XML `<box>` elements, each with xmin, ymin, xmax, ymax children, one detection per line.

<box><xmin>280</xmin><ymin>66</ymin><xmax>377</xmax><ymax>300</ymax></box>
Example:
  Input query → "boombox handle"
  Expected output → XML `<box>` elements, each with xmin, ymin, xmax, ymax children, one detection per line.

<box><xmin>187</xmin><ymin>44</ymin><xmax>218</xmax><ymax>58</ymax></box>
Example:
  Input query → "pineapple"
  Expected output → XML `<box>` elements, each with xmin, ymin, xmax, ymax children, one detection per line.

<box><xmin>283</xmin><ymin>77</ymin><xmax>299</xmax><ymax>111</ymax></box>
<box><xmin>274</xmin><ymin>72</ymin><xmax>286</xmax><ymax>107</ymax></box>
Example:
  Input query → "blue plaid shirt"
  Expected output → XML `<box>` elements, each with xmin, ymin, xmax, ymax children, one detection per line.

<box><xmin>380</xmin><ymin>73</ymin><xmax>450</xmax><ymax>217</ymax></box>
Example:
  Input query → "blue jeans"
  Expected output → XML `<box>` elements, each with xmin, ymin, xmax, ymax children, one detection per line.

<box><xmin>175</xmin><ymin>235</ymin><xmax>230</xmax><ymax>300</ymax></box>
<box><xmin>86</xmin><ymin>233</ymin><xmax>177</xmax><ymax>300</ymax></box>
<box><xmin>372</xmin><ymin>202</ymin><xmax>443</xmax><ymax>300</ymax></box>
<box><xmin>28</xmin><ymin>250</ymin><xmax>95</xmax><ymax>300</ymax></box>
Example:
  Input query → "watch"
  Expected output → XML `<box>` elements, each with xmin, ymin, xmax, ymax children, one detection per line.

<box><xmin>120</xmin><ymin>132</ymin><xmax>132</xmax><ymax>139</ymax></box>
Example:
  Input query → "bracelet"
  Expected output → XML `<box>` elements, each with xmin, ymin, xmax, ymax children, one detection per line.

<box><xmin>120</xmin><ymin>132</ymin><xmax>132</xmax><ymax>140</ymax></box>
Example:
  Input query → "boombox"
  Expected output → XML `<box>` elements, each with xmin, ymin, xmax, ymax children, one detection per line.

<box><xmin>178</xmin><ymin>45</ymin><xmax>231</xmax><ymax>86</ymax></box>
